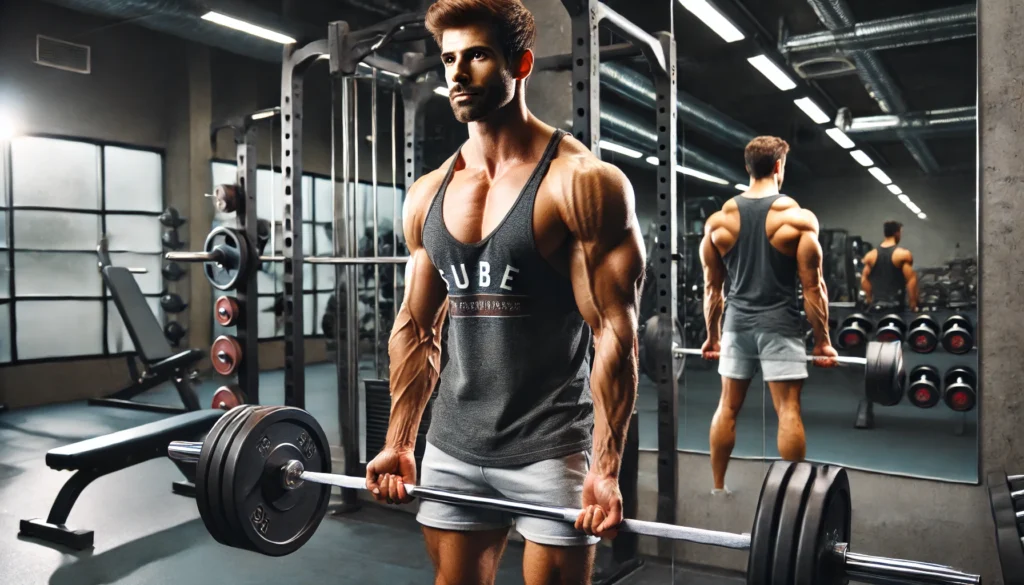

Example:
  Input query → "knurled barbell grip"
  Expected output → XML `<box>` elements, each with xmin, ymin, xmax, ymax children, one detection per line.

<box><xmin>673</xmin><ymin>346</ymin><xmax>867</xmax><ymax>366</ymax></box>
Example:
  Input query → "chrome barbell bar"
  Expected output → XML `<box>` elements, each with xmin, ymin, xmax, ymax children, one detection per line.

<box><xmin>168</xmin><ymin>441</ymin><xmax>980</xmax><ymax>584</ymax></box>
<box><xmin>165</xmin><ymin>251</ymin><xmax>408</xmax><ymax>265</ymax></box>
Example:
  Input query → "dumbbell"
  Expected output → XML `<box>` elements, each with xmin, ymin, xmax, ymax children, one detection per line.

<box><xmin>944</xmin><ymin>366</ymin><xmax>977</xmax><ymax>412</ymax></box>
<box><xmin>942</xmin><ymin>315</ymin><xmax>975</xmax><ymax>354</ymax></box>
<box><xmin>874</xmin><ymin>314</ymin><xmax>906</xmax><ymax>343</ymax></box>
<box><xmin>837</xmin><ymin>313</ymin><xmax>872</xmax><ymax>349</ymax></box>
<box><xmin>215</xmin><ymin>296</ymin><xmax>240</xmax><ymax>327</ymax></box>
<box><xmin>908</xmin><ymin>315</ymin><xmax>940</xmax><ymax>353</ymax></box>
<box><xmin>907</xmin><ymin>365</ymin><xmax>941</xmax><ymax>408</ymax></box>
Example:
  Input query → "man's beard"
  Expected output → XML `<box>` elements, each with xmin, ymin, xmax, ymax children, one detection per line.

<box><xmin>449</xmin><ymin>71</ymin><xmax>514</xmax><ymax>123</ymax></box>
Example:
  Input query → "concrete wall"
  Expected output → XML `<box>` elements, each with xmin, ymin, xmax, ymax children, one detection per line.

<box><xmin>794</xmin><ymin>172</ymin><xmax>977</xmax><ymax>268</ymax></box>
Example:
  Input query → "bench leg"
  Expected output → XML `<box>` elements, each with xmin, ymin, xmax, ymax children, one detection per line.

<box><xmin>171</xmin><ymin>374</ymin><xmax>201</xmax><ymax>412</ymax></box>
<box><xmin>19</xmin><ymin>469</ymin><xmax>102</xmax><ymax>550</ymax></box>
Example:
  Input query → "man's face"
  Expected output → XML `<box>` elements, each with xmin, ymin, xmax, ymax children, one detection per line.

<box><xmin>440</xmin><ymin>25</ymin><xmax>516</xmax><ymax>123</ymax></box>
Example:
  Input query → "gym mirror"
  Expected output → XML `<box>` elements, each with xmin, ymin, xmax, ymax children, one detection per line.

<box><xmin>629</xmin><ymin>0</ymin><xmax>979</xmax><ymax>485</ymax></box>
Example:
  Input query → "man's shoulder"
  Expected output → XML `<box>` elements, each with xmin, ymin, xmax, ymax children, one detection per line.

<box><xmin>547</xmin><ymin>138</ymin><xmax>631</xmax><ymax>198</ymax></box>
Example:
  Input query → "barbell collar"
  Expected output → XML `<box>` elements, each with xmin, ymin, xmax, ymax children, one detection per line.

<box><xmin>127</xmin><ymin>267</ymin><xmax>148</xmax><ymax>274</ymax></box>
<box><xmin>839</xmin><ymin>548</ymin><xmax>981</xmax><ymax>585</ymax></box>
<box><xmin>168</xmin><ymin>441</ymin><xmax>202</xmax><ymax>464</ymax></box>
<box><xmin>672</xmin><ymin>346</ymin><xmax>867</xmax><ymax>366</ymax></box>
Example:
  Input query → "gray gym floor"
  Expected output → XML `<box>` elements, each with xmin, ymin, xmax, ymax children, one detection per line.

<box><xmin>0</xmin><ymin>366</ymin><xmax>744</xmax><ymax>585</ymax></box>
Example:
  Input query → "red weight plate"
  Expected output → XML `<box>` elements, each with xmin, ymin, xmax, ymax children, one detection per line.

<box><xmin>211</xmin><ymin>335</ymin><xmax>243</xmax><ymax>376</ymax></box>
<box><xmin>212</xmin><ymin>385</ymin><xmax>246</xmax><ymax>410</ymax></box>
<box><xmin>215</xmin><ymin>296</ymin><xmax>240</xmax><ymax>327</ymax></box>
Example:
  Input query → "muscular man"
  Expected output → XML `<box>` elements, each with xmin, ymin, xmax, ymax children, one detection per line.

<box><xmin>365</xmin><ymin>1</ymin><xmax>646</xmax><ymax>583</ymax></box>
<box><xmin>700</xmin><ymin>136</ymin><xmax>838</xmax><ymax>493</ymax></box>
<box><xmin>861</xmin><ymin>220</ymin><xmax>918</xmax><ymax>312</ymax></box>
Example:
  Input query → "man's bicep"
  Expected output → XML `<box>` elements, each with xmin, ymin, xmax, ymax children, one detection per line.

<box><xmin>699</xmin><ymin>231</ymin><xmax>725</xmax><ymax>288</ymax></box>
<box><xmin>796</xmin><ymin>230</ymin><xmax>824</xmax><ymax>288</ymax></box>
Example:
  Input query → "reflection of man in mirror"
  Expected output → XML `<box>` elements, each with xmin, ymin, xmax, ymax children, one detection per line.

<box><xmin>699</xmin><ymin>136</ymin><xmax>839</xmax><ymax>494</ymax></box>
<box><xmin>860</xmin><ymin>221</ymin><xmax>918</xmax><ymax>313</ymax></box>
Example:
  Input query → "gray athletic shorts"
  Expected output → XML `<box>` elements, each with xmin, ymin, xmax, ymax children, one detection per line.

<box><xmin>718</xmin><ymin>330</ymin><xmax>808</xmax><ymax>382</ymax></box>
<box><xmin>416</xmin><ymin>442</ymin><xmax>601</xmax><ymax>547</ymax></box>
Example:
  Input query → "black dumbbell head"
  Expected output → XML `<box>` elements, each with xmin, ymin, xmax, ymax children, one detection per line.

<box><xmin>907</xmin><ymin>365</ymin><xmax>940</xmax><ymax>408</ymax></box>
<box><xmin>160</xmin><ymin>207</ymin><xmax>187</xmax><ymax>228</ymax></box>
<box><xmin>160</xmin><ymin>293</ymin><xmax>188</xmax><ymax>313</ymax></box>
<box><xmin>941</xmin><ymin>315</ymin><xmax>975</xmax><ymax>354</ymax></box>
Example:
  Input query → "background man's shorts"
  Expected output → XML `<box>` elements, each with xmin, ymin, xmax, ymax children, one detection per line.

<box><xmin>717</xmin><ymin>330</ymin><xmax>809</xmax><ymax>382</ymax></box>
<box><xmin>416</xmin><ymin>442</ymin><xmax>601</xmax><ymax>547</ymax></box>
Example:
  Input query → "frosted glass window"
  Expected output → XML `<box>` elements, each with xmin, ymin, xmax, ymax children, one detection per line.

<box><xmin>305</xmin><ymin>293</ymin><xmax>315</xmax><ymax>336</ymax></box>
<box><xmin>14</xmin><ymin>211</ymin><xmax>98</xmax><ymax>250</ymax></box>
<box><xmin>107</xmin><ymin>297</ymin><xmax>162</xmax><ymax>353</ymax></box>
<box><xmin>104</xmin><ymin>147</ymin><xmax>163</xmax><ymax>212</ymax></box>
<box><xmin>11</xmin><ymin>137</ymin><xmax>101</xmax><ymax>209</ymax></box>
<box><xmin>0</xmin><ymin>254</ymin><xmax>8</xmax><ymax>299</ymax></box>
<box><xmin>258</xmin><ymin>295</ymin><xmax>279</xmax><ymax>339</ymax></box>
<box><xmin>256</xmin><ymin>170</ymin><xmax>313</xmax><ymax>222</ymax></box>
<box><xmin>0</xmin><ymin>210</ymin><xmax>7</xmax><ymax>247</ymax></box>
<box><xmin>108</xmin><ymin>253</ymin><xmax>163</xmax><ymax>294</ymax></box>
<box><xmin>17</xmin><ymin>300</ymin><xmax>103</xmax><ymax>359</ymax></box>
<box><xmin>314</xmin><ymin>223</ymin><xmax>334</xmax><ymax>256</ymax></box>
<box><xmin>316</xmin><ymin>292</ymin><xmax>332</xmax><ymax>338</ymax></box>
<box><xmin>0</xmin><ymin>305</ymin><xmax>9</xmax><ymax>362</ymax></box>
<box><xmin>106</xmin><ymin>214</ymin><xmax>162</xmax><ymax>253</ymax></box>
<box><xmin>314</xmin><ymin>177</ymin><xmax>338</xmax><ymax>223</ymax></box>
<box><xmin>14</xmin><ymin>252</ymin><xmax>101</xmax><ymax>297</ymax></box>
<box><xmin>256</xmin><ymin>262</ymin><xmax>312</xmax><ymax>293</ymax></box>
<box><xmin>315</xmin><ymin>265</ymin><xmax>335</xmax><ymax>291</ymax></box>
<box><xmin>212</xmin><ymin>162</ymin><xmax>237</xmax><ymax>189</ymax></box>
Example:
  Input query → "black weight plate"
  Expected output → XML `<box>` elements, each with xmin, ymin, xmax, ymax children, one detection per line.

<box><xmin>864</xmin><ymin>341</ymin><xmax>904</xmax><ymax>406</ymax></box>
<box><xmin>747</xmin><ymin>461</ymin><xmax>796</xmax><ymax>585</ymax></box>
<box><xmin>638</xmin><ymin>315</ymin><xmax>684</xmax><ymax>381</ymax></box>
<box><xmin>877</xmin><ymin>313</ymin><xmax>906</xmax><ymax>333</ymax></box>
<box><xmin>196</xmin><ymin>406</ymin><xmax>252</xmax><ymax>546</ymax></box>
<box><xmin>909</xmin><ymin>325</ymin><xmax>938</xmax><ymax>353</ymax></box>
<box><xmin>988</xmin><ymin>471</ymin><xmax>1024</xmax><ymax>585</ymax></box>
<box><xmin>771</xmin><ymin>463</ymin><xmax>816</xmax><ymax>585</ymax></box>
<box><xmin>944</xmin><ymin>366</ymin><xmax>977</xmax><ymax>389</ymax></box>
<box><xmin>794</xmin><ymin>465</ymin><xmax>851</xmax><ymax>585</ymax></box>
<box><xmin>907</xmin><ymin>365</ymin><xmax>941</xmax><ymax>408</ymax></box>
<box><xmin>211</xmin><ymin>406</ymin><xmax>264</xmax><ymax>548</ymax></box>
<box><xmin>944</xmin><ymin>314</ymin><xmax>973</xmax><ymax>334</ymax></box>
<box><xmin>203</xmin><ymin>227</ymin><xmax>249</xmax><ymax>291</ymax></box>
<box><xmin>220</xmin><ymin>406</ymin><xmax>286</xmax><ymax>549</ymax></box>
<box><xmin>224</xmin><ymin>407</ymin><xmax>333</xmax><ymax>556</ymax></box>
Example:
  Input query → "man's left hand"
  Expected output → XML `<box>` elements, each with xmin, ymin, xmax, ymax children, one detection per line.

<box><xmin>575</xmin><ymin>471</ymin><xmax>623</xmax><ymax>539</ymax></box>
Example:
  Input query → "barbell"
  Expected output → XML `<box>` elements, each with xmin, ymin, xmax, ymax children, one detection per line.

<box><xmin>641</xmin><ymin>315</ymin><xmax>906</xmax><ymax>406</ymax></box>
<box><xmin>164</xmin><ymin>226</ymin><xmax>409</xmax><ymax>290</ymax></box>
<box><xmin>167</xmin><ymin>405</ymin><xmax>980</xmax><ymax>584</ymax></box>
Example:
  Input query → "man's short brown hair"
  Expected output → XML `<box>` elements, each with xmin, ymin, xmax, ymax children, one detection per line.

<box><xmin>744</xmin><ymin>136</ymin><xmax>790</xmax><ymax>179</ymax></box>
<box><xmin>425</xmin><ymin>0</ymin><xmax>536</xmax><ymax>64</ymax></box>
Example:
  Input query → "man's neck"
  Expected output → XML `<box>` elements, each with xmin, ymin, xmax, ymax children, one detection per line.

<box><xmin>464</xmin><ymin>91</ymin><xmax>541</xmax><ymax>178</ymax></box>
<box><xmin>743</xmin><ymin>178</ymin><xmax>780</xmax><ymax>198</ymax></box>
<box><xmin>881</xmin><ymin>237</ymin><xmax>898</xmax><ymax>247</ymax></box>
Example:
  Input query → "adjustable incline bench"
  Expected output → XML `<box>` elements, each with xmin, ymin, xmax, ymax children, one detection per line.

<box><xmin>19</xmin><ymin>408</ymin><xmax>224</xmax><ymax>549</ymax></box>
<box><xmin>92</xmin><ymin>265</ymin><xmax>203</xmax><ymax>413</ymax></box>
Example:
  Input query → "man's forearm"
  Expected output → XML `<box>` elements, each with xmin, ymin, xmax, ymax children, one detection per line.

<box><xmin>803</xmin><ymin>282</ymin><xmax>831</xmax><ymax>345</ymax></box>
<box><xmin>384</xmin><ymin>306</ymin><xmax>445</xmax><ymax>451</ymax></box>
<box><xmin>590</xmin><ymin>315</ymin><xmax>638</xmax><ymax>478</ymax></box>
<box><xmin>861</xmin><ymin>277</ymin><xmax>872</xmax><ymax>302</ymax></box>
<box><xmin>703</xmin><ymin>286</ymin><xmax>725</xmax><ymax>340</ymax></box>
<box><xmin>906</xmin><ymin>276</ymin><xmax>919</xmax><ymax>310</ymax></box>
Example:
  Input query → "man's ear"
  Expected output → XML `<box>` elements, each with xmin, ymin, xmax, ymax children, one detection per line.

<box><xmin>514</xmin><ymin>49</ymin><xmax>534</xmax><ymax>80</ymax></box>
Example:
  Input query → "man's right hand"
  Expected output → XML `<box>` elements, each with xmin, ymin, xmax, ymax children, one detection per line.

<box><xmin>366</xmin><ymin>447</ymin><xmax>418</xmax><ymax>504</ymax></box>
<box><xmin>701</xmin><ymin>337</ymin><xmax>721</xmax><ymax>361</ymax></box>
<box><xmin>811</xmin><ymin>342</ymin><xmax>839</xmax><ymax>368</ymax></box>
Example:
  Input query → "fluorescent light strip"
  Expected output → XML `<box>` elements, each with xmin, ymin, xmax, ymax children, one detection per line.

<box><xmin>735</xmin><ymin>183</ymin><xmax>747</xmax><ymax>191</ymax></box>
<box><xmin>678</xmin><ymin>166</ymin><xmax>729</xmax><ymax>185</ymax></box>
<box><xmin>898</xmin><ymin>194</ymin><xmax>910</xmax><ymax>203</ymax></box>
<box><xmin>599</xmin><ymin>140</ymin><xmax>643</xmax><ymax>159</ymax></box>
<box><xmin>887</xmin><ymin>184</ymin><xmax>902</xmax><ymax>195</ymax></box>
<box><xmin>849</xmin><ymin>150</ymin><xmax>873</xmax><ymax>167</ymax></box>
<box><xmin>918</xmin><ymin>213</ymin><xmax>927</xmax><ymax>220</ymax></box>
<box><xmin>201</xmin><ymin>11</ymin><xmax>296</xmax><ymax>44</ymax></box>
<box><xmin>868</xmin><ymin>167</ymin><xmax>892</xmax><ymax>185</ymax></box>
<box><xmin>825</xmin><ymin>127</ymin><xmax>855</xmax><ymax>149</ymax></box>
<box><xmin>251</xmin><ymin>110</ymin><xmax>277</xmax><ymax>121</ymax></box>
<box><xmin>793</xmin><ymin>97</ymin><xmax>830</xmax><ymax>124</ymax></box>
<box><xmin>678</xmin><ymin>0</ymin><xmax>745</xmax><ymax>43</ymax></box>
<box><xmin>907</xmin><ymin>202</ymin><xmax>921</xmax><ymax>214</ymax></box>
<box><xmin>433</xmin><ymin>86</ymin><xmax>449</xmax><ymax>96</ymax></box>
<box><xmin>0</xmin><ymin>109</ymin><xmax>15</xmax><ymax>140</ymax></box>
<box><xmin>645</xmin><ymin>156</ymin><xmax>659</xmax><ymax>166</ymax></box>
<box><xmin>748</xmin><ymin>55</ymin><xmax>797</xmax><ymax>91</ymax></box>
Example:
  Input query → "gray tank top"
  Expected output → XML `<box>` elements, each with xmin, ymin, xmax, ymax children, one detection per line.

<box><xmin>721</xmin><ymin>195</ymin><xmax>803</xmax><ymax>337</ymax></box>
<box><xmin>868</xmin><ymin>245</ymin><xmax>905</xmax><ymax>306</ymax></box>
<box><xmin>420</xmin><ymin>130</ymin><xmax>594</xmax><ymax>467</ymax></box>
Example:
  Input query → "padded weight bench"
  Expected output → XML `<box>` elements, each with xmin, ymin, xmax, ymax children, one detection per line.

<box><xmin>19</xmin><ymin>408</ymin><xmax>223</xmax><ymax>550</ymax></box>
<box><xmin>91</xmin><ymin>266</ymin><xmax>203</xmax><ymax>414</ymax></box>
